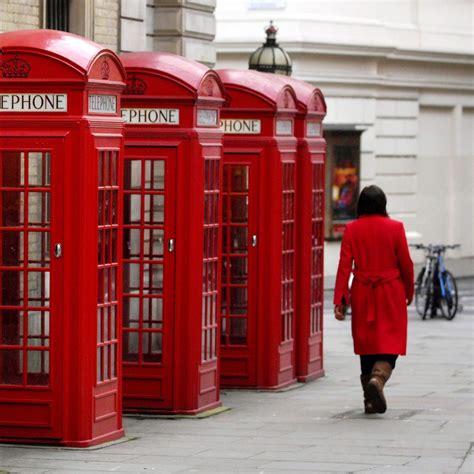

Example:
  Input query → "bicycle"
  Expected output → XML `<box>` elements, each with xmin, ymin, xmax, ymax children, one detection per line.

<box><xmin>411</xmin><ymin>244</ymin><xmax>460</xmax><ymax>320</ymax></box>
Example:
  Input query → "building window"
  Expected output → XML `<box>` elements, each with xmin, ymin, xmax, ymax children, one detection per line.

<box><xmin>45</xmin><ymin>0</ymin><xmax>70</xmax><ymax>31</ymax></box>
<box><xmin>324</xmin><ymin>130</ymin><xmax>361</xmax><ymax>240</ymax></box>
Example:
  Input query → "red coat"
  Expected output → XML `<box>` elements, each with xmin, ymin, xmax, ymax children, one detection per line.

<box><xmin>334</xmin><ymin>216</ymin><xmax>414</xmax><ymax>355</ymax></box>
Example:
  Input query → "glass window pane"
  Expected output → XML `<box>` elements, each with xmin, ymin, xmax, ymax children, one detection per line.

<box><xmin>27</xmin><ymin>350</ymin><xmax>49</xmax><ymax>386</ymax></box>
<box><xmin>230</xmin><ymin>227</ymin><xmax>248</xmax><ymax>253</ymax></box>
<box><xmin>97</xmin><ymin>346</ymin><xmax>103</xmax><ymax>382</ymax></box>
<box><xmin>111</xmin><ymin>343</ymin><xmax>117</xmax><ymax>378</ymax></box>
<box><xmin>145</xmin><ymin>160</ymin><xmax>165</xmax><ymax>190</ymax></box>
<box><xmin>27</xmin><ymin>271</ymin><xmax>50</xmax><ymax>307</ymax></box>
<box><xmin>230</xmin><ymin>257</ymin><xmax>248</xmax><ymax>284</ymax></box>
<box><xmin>0</xmin><ymin>309</ymin><xmax>23</xmax><ymax>345</ymax></box>
<box><xmin>123</xmin><ymin>332</ymin><xmax>139</xmax><ymax>362</ymax></box>
<box><xmin>143</xmin><ymin>264</ymin><xmax>163</xmax><ymax>294</ymax></box>
<box><xmin>27</xmin><ymin>192</ymin><xmax>50</xmax><ymax>227</ymax></box>
<box><xmin>143</xmin><ymin>298</ymin><xmax>162</xmax><ymax>327</ymax></box>
<box><xmin>224</xmin><ymin>165</ymin><xmax>249</xmax><ymax>192</ymax></box>
<box><xmin>143</xmin><ymin>332</ymin><xmax>162</xmax><ymax>363</ymax></box>
<box><xmin>1</xmin><ymin>270</ymin><xmax>23</xmax><ymax>306</ymax></box>
<box><xmin>124</xmin><ymin>194</ymin><xmax>141</xmax><ymax>224</ymax></box>
<box><xmin>103</xmin><ymin>345</ymin><xmax>109</xmax><ymax>379</ymax></box>
<box><xmin>103</xmin><ymin>151</ymin><xmax>110</xmax><ymax>186</ymax></box>
<box><xmin>97</xmin><ymin>308</ymin><xmax>102</xmax><ymax>343</ymax></box>
<box><xmin>1</xmin><ymin>231</ymin><xmax>24</xmax><ymax>266</ymax></box>
<box><xmin>230</xmin><ymin>196</ymin><xmax>248</xmax><ymax>223</ymax></box>
<box><xmin>125</xmin><ymin>160</ymin><xmax>142</xmax><ymax>189</ymax></box>
<box><xmin>144</xmin><ymin>228</ymin><xmax>164</xmax><ymax>259</ymax></box>
<box><xmin>27</xmin><ymin>311</ymin><xmax>49</xmax><ymax>347</ymax></box>
<box><xmin>230</xmin><ymin>287</ymin><xmax>247</xmax><ymax>315</ymax></box>
<box><xmin>0</xmin><ymin>349</ymin><xmax>23</xmax><ymax>385</ymax></box>
<box><xmin>1</xmin><ymin>152</ymin><xmax>24</xmax><ymax>187</ymax></box>
<box><xmin>230</xmin><ymin>318</ymin><xmax>247</xmax><ymax>345</ymax></box>
<box><xmin>27</xmin><ymin>231</ymin><xmax>50</xmax><ymax>267</ymax></box>
<box><xmin>144</xmin><ymin>194</ymin><xmax>165</xmax><ymax>224</ymax></box>
<box><xmin>27</xmin><ymin>152</ymin><xmax>45</xmax><ymax>187</ymax></box>
<box><xmin>103</xmin><ymin>308</ymin><xmax>109</xmax><ymax>342</ymax></box>
<box><xmin>110</xmin><ymin>305</ymin><xmax>117</xmax><ymax>339</ymax></box>
<box><xmin>124</xmin><ymin>263</ymin><xmax>141</xmax><ymax>294</ymax></box>
<box><xmin>123</xmin><ymin>297</ymin><xmax>140</xmax><ymax>328</ymax></box>
<box><xmin>111</xmin><ymin>152</ymin><xmax>118</xmax><ymax>186</ymax></box>
<box><xmin>1</xmin><ymin>191</ymin><xmax>24</xmax><ymax>226</ymax></box>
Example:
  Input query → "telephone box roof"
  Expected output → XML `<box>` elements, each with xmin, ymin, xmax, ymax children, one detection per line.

<box><xmin>269</xmin><ymin>75</ymin><xmax>327</xmax><ymax>115</ymax></box>
<box><xmin>120</xmin><ymin>52</ymin><xmax>224</xmax><ymax>97</ymax></box>
<box><xmin>216</xmin><ymin>69</ymin><xmax>297</xmax><ymax>109</ymax></box>
<box><xmin>0</xmin><ymin>29</ymin><xmax>125</xmax><ymax>79</ymax></box>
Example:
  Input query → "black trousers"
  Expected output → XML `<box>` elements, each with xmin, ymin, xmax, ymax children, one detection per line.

<box><xmin>360</xmin><ymin>354</ymin><xmax>398</xmax><ymax>375</ymax></box>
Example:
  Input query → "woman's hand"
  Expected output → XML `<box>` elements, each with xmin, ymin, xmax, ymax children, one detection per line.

<box><xmin>334</xmin><ymin>304</ymin><xmax>347</xmax><ymax>320</ymax></box>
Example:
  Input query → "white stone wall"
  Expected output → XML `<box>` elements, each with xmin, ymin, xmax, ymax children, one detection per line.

<box><xmin>0</xmin><ymin>0</ymin><xmax>41</xmax><ymax>32</ymax></box>
<box><xmin>94</xmin><ymin>0</ymin><xmax>120</xmax><ymax>51</ymax></box>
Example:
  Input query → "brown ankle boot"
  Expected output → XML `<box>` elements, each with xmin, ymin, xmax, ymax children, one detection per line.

<box><xmin>367</xmin><ymin>361</ymin><xmax>393</xmax><ymax>414</ymax></box>
<box><xmin>360</xmin><ymin>374</ymin><xmax>376</xmax><ymax>414</ymax></box>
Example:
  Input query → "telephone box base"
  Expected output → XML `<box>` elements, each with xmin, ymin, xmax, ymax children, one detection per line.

<box><xmin>0</xmin><ymin>429</ymin><xmax>125</xmax><ymax>448</ymax></box>
<box><xmin>123</xmin><ymin>400</ymin><xmax>223</xmax><ymax>417</ymax></box>
<box><xmin>297</xmin><ymin>370</ymin><xmax>325</xmax><ymax>383</ymax></box>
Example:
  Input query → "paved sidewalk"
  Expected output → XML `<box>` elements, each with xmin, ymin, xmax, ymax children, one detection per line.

<box><xmin>0</xmin><ymin>280</ymin><xmax>473</xmax><ymax>473</ymax></box>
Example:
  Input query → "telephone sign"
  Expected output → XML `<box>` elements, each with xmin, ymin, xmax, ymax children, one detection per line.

<box><xmin>0</xmin><ymin>93</ymin><xmax>67</xmax><ymax>112</ymax></box>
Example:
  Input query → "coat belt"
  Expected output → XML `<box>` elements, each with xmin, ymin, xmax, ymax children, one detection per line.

<box><xmin>353</xmin><ymin>269</ymin><xmax>400</xmax><ymax>322</ymax></box>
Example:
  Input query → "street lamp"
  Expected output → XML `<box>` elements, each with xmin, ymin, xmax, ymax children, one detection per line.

<box><xmin>249</xmin><ymin>21</ymin><xmax>292</xmax><ymax>76</ymax></box>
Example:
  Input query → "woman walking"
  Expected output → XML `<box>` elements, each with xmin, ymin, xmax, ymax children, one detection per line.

<box><xmin>334</xmin><ymin>185</ymin><xmax>414</xmax><ymax>414</ymax></box>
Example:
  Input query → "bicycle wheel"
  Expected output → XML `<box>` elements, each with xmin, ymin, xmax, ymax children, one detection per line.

<box><xmin>415</xmin><ymin>269</ymin><xmax>429</xmax><ymax>318</ymax></box>
<box><xmin>439</xmin><ymin>271</ymin><xmax>458</xmax><ymax>320</ymax></box>
<box><xmin>422</xmin><ymin>278</ymin><xmax>434</xmax><ymax>320</ymax></box>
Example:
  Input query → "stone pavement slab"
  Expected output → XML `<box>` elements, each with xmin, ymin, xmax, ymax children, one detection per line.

<box><xmin>0</xmin><ymin>280</ymin><xmax>472</xmax><ymax>473</ymax></box>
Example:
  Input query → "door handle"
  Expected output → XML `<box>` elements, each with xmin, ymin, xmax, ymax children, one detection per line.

<box><xmin>54</xmin><ymin>243</ymin><xmax>62</xmax><ymax>258</ymax></box>
<box><xmin>168</xmin><ymin>239</ymin><xmax>175</xmax><ymax>253</ymax></box>
<box><xmin>251</xmin><ymin>235</ymin><xmax>257</xmax><ymax>247</ymax></box>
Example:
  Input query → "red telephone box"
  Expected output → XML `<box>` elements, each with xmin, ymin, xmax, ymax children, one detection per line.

<box><xmin>0</xmin><ymin>30</ymin><xmax>126</xmax><ymax>446</ymax></box>
<box><xmin>217</xmin><ymin>69</ymin><xmax>298</xmax><ymax>389</ymax></box>
<box><xmin>276</xmin><ymin>77</ymin><xmax>327</xmax><ymax>382</ymax></box>
<box><xmin>119</xmin><ymin>52</ymin><xmax>225</xmax><ymax>414</ymax></box>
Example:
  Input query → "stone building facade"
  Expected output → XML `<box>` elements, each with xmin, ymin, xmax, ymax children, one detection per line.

<box><xmin>214</xmin><ymin>0</ymin><xmax>474</xmax><ymax>275</ymax></box>
<box><xmin>0</xmin><ymin>0</ymin><xmax>216</xmax><ymax>65</ymax></box>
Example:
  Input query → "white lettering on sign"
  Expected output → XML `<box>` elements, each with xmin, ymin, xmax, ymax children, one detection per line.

<box><xmin>276</xmin><ymin>119</ymin><xmax>293</xmax><ymax>135</ymax></box>
<box><xmin>307</xmin><ymin>122</ymin><xmax>321</xmax><ymax>137</ymax></box>
<box><xmin>0</xmin><ymin>93</ymin><xmax>67</xmax><ymax>112</ymax></box>
<box><xmin>221</xmin><ymin>119</ymin><xmax>261</xmax><ymax>134</ymax></box>
<box><xmin>88</xmin><ymin>94</ymin><xmax>117</xmax><ymax>114</ymax></box>
<box><xmin>121</xmin><ymin>108</ymin><xmax>180</xmax><ymax>125</ymax></box>
<box><xmin>197</xmin><ymin>109</ymin><xmax>218</xmax><ymax>126</ymax></box>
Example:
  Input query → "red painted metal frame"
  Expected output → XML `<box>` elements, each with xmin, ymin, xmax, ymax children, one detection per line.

<box><xmin>0</xmin><ymin>30</ymin><xmax>126</xmax><ymax>447</ymax></box>
<box><xmin>217</xmin><ymin>69</ymin><xmax>299</xmax><ymax>389</ymax></box>
<box><xmin>274</xmin><ymin>77</ymin><xmax>327</xmax><ymax>382</ymax></box>
<box><xmin>120</xmin><ymin>52</ymin><xmax>225</xmax><ymax>414</ymax></box>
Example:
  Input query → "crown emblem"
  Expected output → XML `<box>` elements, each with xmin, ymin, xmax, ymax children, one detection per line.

<box><xmin>201</xmin><ymin>77</ymin><xmax>215</xmax><ymax>96</ymax></box>
<box><xmin>1</xmin><ymin>54</ymin><xmax>31</xmax><ymax>78</ymax></box>
<box><xmin>123</xmin><ymin>76</ymin><xmax>147</xmax><ymax>95</ymax></box>
<box><xmin>101</xmin><ymin>59</ymin><xmax>110</xmax><ymax>80</ymax></box>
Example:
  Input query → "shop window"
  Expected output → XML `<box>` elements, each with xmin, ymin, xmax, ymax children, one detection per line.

<box><xmin>324</xmin><ymin>130</ymin><xmax>361</xmax><ymax>240</ymax></box>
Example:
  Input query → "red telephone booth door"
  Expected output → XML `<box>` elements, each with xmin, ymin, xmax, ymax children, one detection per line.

<box><xmin>122</xmin><ymin>146</ymin><xmax>176</xmax><ymax>410</ymax></box>
<box><xmin>220</xmin><ymin>155</ymin><xmax>258</xmax><ymax>386</ymax></box>
<box><xmin>0</xmin><ymin>138</ymin><xmax>63</xmax><ymax>440</ymax></box>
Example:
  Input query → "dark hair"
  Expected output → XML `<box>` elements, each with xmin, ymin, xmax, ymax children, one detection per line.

<box><xmin>357</xmin><ymin>185</ymin><xmax>388</xmax><ymax>217</ymax></box>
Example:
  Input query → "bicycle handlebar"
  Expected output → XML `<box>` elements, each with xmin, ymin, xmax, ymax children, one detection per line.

<box><xmin>409</xmin><ymin>243</ymin><xmax>461</xmax><ymax>252</ymax></box>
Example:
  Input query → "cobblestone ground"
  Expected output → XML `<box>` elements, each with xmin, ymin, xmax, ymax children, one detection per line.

<box><xmin>0</xmin><ymin>279</ymin><xmax>473</xmax><ymax>473</ymax></box>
